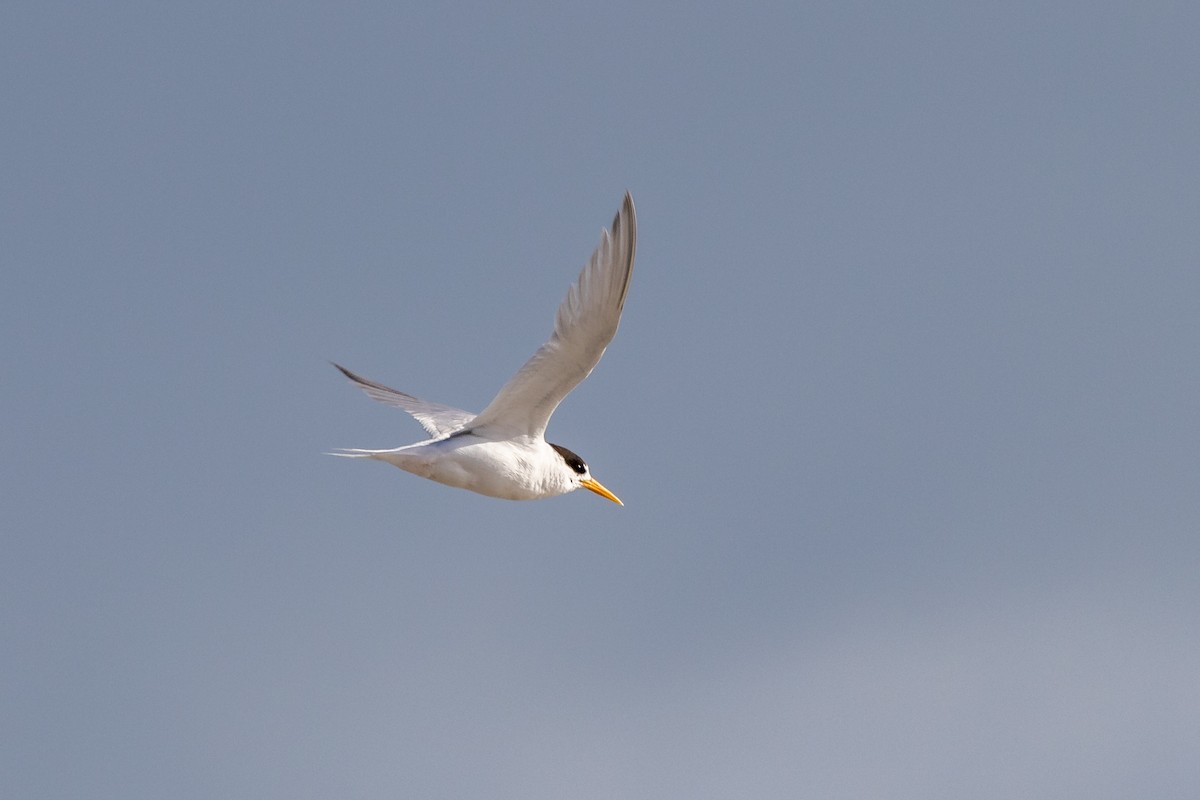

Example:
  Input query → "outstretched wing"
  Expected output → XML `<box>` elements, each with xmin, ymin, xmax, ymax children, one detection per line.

<box><xmin>469</xmin><ymin>192</ymin><xmax>636</xmax><ymax>438</ymax></box>
<box><xmin>333</xmin><ymin>363</ymin><xmax>476</xmax><ymax>437</ymax></box>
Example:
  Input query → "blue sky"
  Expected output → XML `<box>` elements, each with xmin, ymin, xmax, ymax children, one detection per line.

<box><xmin>3</xmin><ymin>2</ymin><xmax>1199</xmax><ymax>798</ymax></box>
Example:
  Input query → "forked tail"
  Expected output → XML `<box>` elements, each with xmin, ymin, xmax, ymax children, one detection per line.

<box><xmin>327</xmin><ymin>448</ymin><xmax>386</xmax><ymax>459</ymax></box>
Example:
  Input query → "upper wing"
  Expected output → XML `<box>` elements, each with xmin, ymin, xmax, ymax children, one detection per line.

<box><xmin>470</xmin><ymin>192</ymin><xmax>636</xmax><ymax>438</ymax></box>
<box><xmin>333</xmin><ymin>363</ymin><xmax>476</xmax><ymax>437</ymax></box>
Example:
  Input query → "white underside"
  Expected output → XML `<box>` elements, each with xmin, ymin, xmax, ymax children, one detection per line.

<box><xmin>335</xmin><ymin>434</ymin><xmax>577</xmax><ymax>501</ymax></box>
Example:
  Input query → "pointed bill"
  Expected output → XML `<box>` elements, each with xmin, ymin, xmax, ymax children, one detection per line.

<box><xmin>580</xmin><ymin>477</ymin><xmax>623</xmax><ymax>506</ymax></box>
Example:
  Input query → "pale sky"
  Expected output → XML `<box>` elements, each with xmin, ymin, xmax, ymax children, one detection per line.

<box><xmin>4</xmin><ymin>2</ymin><xmax>1199</xmax><ymax>798</ymax></box>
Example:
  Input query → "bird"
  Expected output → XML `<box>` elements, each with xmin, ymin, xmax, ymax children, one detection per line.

<box><xmin>331</xmin><ymin>192</ymin><xmax>636</xmax><ymax>506</ymax></box>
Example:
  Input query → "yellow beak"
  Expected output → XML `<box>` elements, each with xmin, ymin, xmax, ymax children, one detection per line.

<box><xmin>580</xmin><ymin>477</ymin><xmax>623</xmax><ymax>506</ymax></box>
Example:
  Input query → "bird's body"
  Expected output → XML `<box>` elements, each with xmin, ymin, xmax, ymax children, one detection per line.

<box><xmin>344</xmin><ymin>428</ymin><xmax>579</xmax><ymax>501</ymax></box>
<box><xmin>332</xmin><ymin>193</ymin><xmax>636</xmax><ymax>505</ymax></box>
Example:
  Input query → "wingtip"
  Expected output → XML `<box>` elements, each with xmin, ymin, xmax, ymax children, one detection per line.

<box><xmin>616</xmin><ymin>192</ymin><xmax>636</xmax><ymax>267</ymax></box>
<box><xmin>611</xmin><ymin>191</ymin><xmax>636</xmax><ymax>244</ymax></box>
<box><xmin>331</xmin><ymin>362</ymin><xmax>361</xmax><ymax>383</ymax></box>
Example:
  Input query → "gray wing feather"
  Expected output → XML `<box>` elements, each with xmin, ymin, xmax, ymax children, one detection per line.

<box><xmin>470</xmin><ymin>192</ymin><xmax>636</xmax><ymax>438</ymax></box>
<box><xmin>333</xmin><ymin>363</ymin><xmax>476</xmax><ymax>437</ymax></box>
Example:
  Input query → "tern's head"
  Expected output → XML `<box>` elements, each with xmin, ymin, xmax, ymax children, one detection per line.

<box><xmin>549</xmin><ymin>443</ymin><xmax>623</xmax><ymax>506</ymax></box>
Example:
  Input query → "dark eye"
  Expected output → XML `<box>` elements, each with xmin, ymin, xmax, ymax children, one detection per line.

<box><xmin>550</xmin><ymin>444</ymin><xmax>589</xmax><ymax>476</ymax></box>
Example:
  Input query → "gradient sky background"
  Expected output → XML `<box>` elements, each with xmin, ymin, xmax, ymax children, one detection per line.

<box><xmin>4</xmin><ymin>2</ymin><xmax>1199</xmax><ymax>798</ymax></box>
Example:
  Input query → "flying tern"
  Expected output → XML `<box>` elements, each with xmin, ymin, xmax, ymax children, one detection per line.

<box><xmin>332</xmin><ymin>192</ymin><xmax>636</xmax><ymax>505</ymax></box>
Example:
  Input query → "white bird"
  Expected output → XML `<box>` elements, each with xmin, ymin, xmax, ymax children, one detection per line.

<box><xmin>332</xmin><ymin>192</ymin><xmax>636</xmax><ymax>506</ymax></box>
